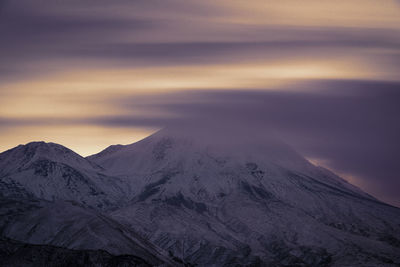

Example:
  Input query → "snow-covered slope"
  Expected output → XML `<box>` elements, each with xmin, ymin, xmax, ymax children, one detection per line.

<box><xmin>89</xmin><ymin>128</ymin><xmax>370</xmax><ymax>196</ymax></box>
<box><xmin>0</xmin><ymin>142</ymin><xmax>129</xmax><ymax>210</ymax></box>
<box><xmin>1</xmin><ymin>129</ymin><xmax>400</xmax><ymax>266</ymax></box>
<box><xmin>0</xmin><ymin>197</ymin><xmax>174</xmax><ymax>266</ymax></box>
<box><xmin>89</xmin><ymin>128</ymin><xmax>400</xmax><ymax>266</ymax></box>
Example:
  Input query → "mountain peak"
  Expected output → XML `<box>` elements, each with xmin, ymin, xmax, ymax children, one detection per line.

<box><xmin>11</xmin><ymin>141</ymin><xmax>79</xmax><ymax>160</ymax></box>
<box><xmin>88</xmin><ymin>127</ymin><xmax>367</xmax><ymax>200</ymax></box>
<box><xmin>24</xmin><ymin>141</ymin><xmax>46</xmax><ymax>146</ymax></box>
<box><xmin>21</xmin><ymin>141</ymin><xmax>72</xmax><ymax>154</ymax></box>
<box><xmin>0</xmin><ymin>141</ymin><xmax>93</xmax><ymax>175</ymax></box>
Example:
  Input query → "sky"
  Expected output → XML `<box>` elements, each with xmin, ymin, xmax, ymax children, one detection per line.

<box><xmin>0</xmin><ymin>0</ymin><xmax>400</xmax><ymax>206</ymax></box>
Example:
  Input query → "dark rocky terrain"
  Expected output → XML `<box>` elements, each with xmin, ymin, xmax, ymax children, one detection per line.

<box><xmin>0</xmin><ymin>236</ymin><xmax>151</xmax><ymax>267</ymax></box>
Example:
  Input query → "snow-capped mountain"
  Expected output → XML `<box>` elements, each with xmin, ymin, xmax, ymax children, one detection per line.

<box><xmin>0</xmin><ymin>141</ymin><xmax>129</xmax><ymax>210</ymax></box>
<box><xmin>90</xmin><ymin>128</ymin><xmax>400</xmax><ymax>266</ymax></box>
<box><xmin>0</xmin><ymin>141</ymin><xmax>178</xmax><ymax>266</ymax></box>
<box><xmin>1</xmin><ymin>129</ymin><xmax>400</xmax><ymax>266</ymax></box>
<box><xmin>88</xmin><ymin>128</ymin><xmax>371</xmax><ymax>199</ymax></box>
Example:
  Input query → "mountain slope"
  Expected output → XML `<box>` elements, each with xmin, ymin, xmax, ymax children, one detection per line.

<box><xmin>1</xmin><ymin>130</ymin><xmax>400</xmax><ymax>266</ymax></box>
<box><xmin>0</xmin><ymin>142</ymin><xmax>129</xmax><ymax>210</ymax></box>
<box><xmin>0</xmin><ymin>197</ymin><xmax>172</xmax><ymax>266</ymax></box>
<box><xmin>90</xmin><ymin>128</ymin><xmax>400</xmax><ymax>266</ymax></box>
<box><xmin>0</xmin><ymin>236</ymin><xmax>151</xmax><ymax>267</ymax></box>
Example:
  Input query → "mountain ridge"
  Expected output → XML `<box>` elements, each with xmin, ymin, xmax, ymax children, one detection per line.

<box><xmin>0</xmin><ymin>141</ymin><xmax>129</xmax><ymax>210</ymax></box>
<box><xmin>1</xmin><ymin>129</ymin><xmax>400</xmax><ymax>266</ymax></box>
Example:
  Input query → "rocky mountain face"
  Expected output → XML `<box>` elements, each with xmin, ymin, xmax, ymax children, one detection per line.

<box><xmin>1</xmin><ymin>129</ymin><xmax>400</xmax><ymax>266</ymax></box>
<box><xmin>0</xmin><ymin>197</ymin><xmax>170</xmax><ymax>266</ymax></box>
<box><xmin>0</xmin><ymin>236</ymin><xmax>152</xmax><ymax>267</ymax></box>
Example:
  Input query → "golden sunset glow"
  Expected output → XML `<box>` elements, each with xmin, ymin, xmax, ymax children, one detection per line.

<box><xmin>216</xmin><ymin>0</ymin><xmax>400</xmax><ymax>29</ymax></box>
<box><xmin>1</xmin><ymin>57</ymin><xmax>394</xmax><ymax>121</ymax></box>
